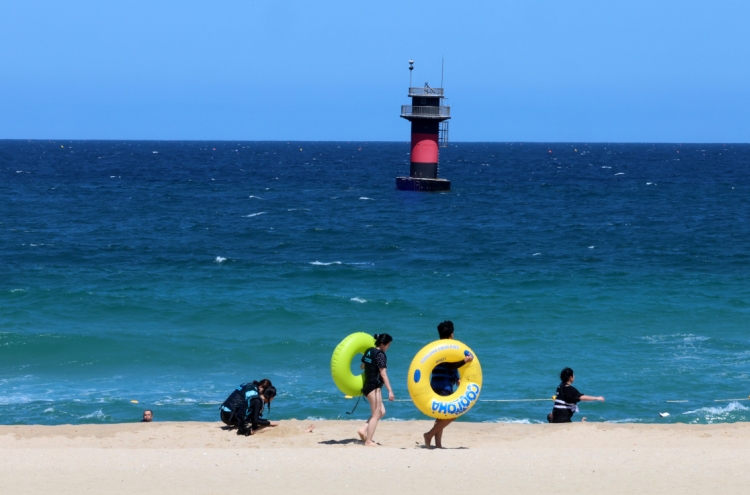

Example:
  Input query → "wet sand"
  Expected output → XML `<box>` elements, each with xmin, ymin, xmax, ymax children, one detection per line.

<box><xmin>1</xmin><ymin>420</ymin><xmax>748</xmax><ymax>494</ymax></box>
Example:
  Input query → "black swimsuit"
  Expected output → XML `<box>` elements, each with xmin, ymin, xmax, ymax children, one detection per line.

<box><xmin>361</xmin><ymin>348</ymin><xmax>387</xmax><ymax>396</ymax></box>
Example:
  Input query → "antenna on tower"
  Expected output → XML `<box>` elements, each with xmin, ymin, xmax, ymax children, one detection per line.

<box><xmin>409</xmin><ymin>59</ymin><xmax>414</xmax><ymax>87</ymax></box>
<box><xmin>441</xmin><ymin>57</ymin><xmax>444</xmax><ymax>89</ymax></box>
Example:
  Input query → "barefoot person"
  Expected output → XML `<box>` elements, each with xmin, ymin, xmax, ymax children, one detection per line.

<box><xmin>547</xmin><ymin>367</ymin><xmax>605</xmax><ymax>423</ymax></box>
<box><xmin>356</xmin><ymin>333</ymin><xmax>394</xmax><ymax>446</ymax></box>
<box><xmin>220</xmin><ymin>379</ymin><xmax>279</xmax><ymax>435</ymax></box>
<box><xmin>423</xmin><ymin>321</ymin><xmax>474</xmax><ymax>449</ymax></box>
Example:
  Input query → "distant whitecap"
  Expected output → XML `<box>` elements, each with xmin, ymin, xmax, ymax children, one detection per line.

<box><xmin>588</xmin><ymin>246</ymin><xmax>595</xmax><ymax>249</ymax></box>
<box><xmin>248</xmin><ymin>195</ymin><xmax>264</xmax><ymax>200</ymax></box>
<box><xmin>350</xmin><ymin>297</ymin><xmax>367</xmax><ymax>303</ymax></box>
<box><xmin>310</xmin><ymin>261</ymin><xmax>342</xmax><ymax>266</ymax></box>
<box><xmin>532</xmin><ymin>253</ymin><xmax>541</xmax><ymax>256</ymax></box>
<box><xmin>615</xmin><ymin>172</ymin><xmax>625</xmax><ymax>175</ymax></box>
<box><xmin>359</xmin><ymin>197</ymin><xmax>374</xmax><ymax>200</ymax></box>
<box><xmin>215</xmin><ymin>256</ymin><xmax>227</xmax><ymax>263</ymax></box>
<box><xmin>243</xmin><ymin>212</ymin><xmax>266</xmax><ymax>218</ymax></box>
<box><xmin>78</xmin><ymin>409</ymin><xmax>106</xmax><ymax>420</ymax></box>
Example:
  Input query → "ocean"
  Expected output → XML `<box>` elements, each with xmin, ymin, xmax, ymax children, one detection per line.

<box><xmin>1</xmin><ymin>140</ymin><xmax>749</xmax><ymax>425</ymax></box>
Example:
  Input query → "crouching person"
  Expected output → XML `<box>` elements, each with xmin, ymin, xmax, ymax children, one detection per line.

<box><xmin>220</xmin><ymin>379</ymin><xmax>278</xmax><ymax>435</ymax></box>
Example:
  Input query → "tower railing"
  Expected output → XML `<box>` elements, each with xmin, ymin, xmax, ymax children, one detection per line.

<box><xmin>408</xmin><ymin>87</ymin><xmax>444</xmax><ymax>97</ymax></box>
<box><xmin>400</xmin><ymin>105</ymin><xmax>451</xmax><ymax>118</ymax></box>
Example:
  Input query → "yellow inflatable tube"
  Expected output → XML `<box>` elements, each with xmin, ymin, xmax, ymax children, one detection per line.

<box><xmin>330</xmin><ymin>332</ymin><xmax>375</xmax><ymax>397</ymax></box>
<box><xmin>407</xmin><ymin>339</ymin><xmax>482</xmax><ymax>420</ymax></box>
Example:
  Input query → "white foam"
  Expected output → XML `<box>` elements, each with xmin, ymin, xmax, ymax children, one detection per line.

<box><xmin>79</xmin><ymin>409</ymin><xmax>106</xmax><ymax>420</ymax></box>
<box><xmin>310</xmin><ymin>261</ymin><xmax>342</xmax><ymax>266</ymax></box>
<box><xmin>588</xmin><ymin>246</ymin><xmax>595</xmax><ymax>249</ymax></box>
<box><xmin>243</xmin><ymin>212</ymin><xmax>266</xmax><ymax>218</ymax></box>
<box><xmin>10</xmin><ymin>289</ymin><xmax>25</xmax><ymax>293</ymax></box>
<box><xmin>615</xmin><ymin>172</ymin><xmax>625</xmax><ymax>175</ymax></box>
<box><xmin>350</xmin><ymin>297</ymin><xmax>367</xmax><ymax>303</ymax></box>
<box><xmin>152</xmin><ymin>151</ymin><xmax>159</xmax><ymax>154</ymax></box>
<box><xmin>359</xmin><ymin>197</ymin><xmax>374</xmax><ymax>200</ymax></box>
<box><xmin>532</xmin><ymin>253</ymin><xmax>541</xmax><ymax>256</ymax></box>
<box><xmin>684</xmin><ymin>401</ymin><xmax>749</xmax><ymax>418</ymax></box>
<box><xmin>214</xmin><ymin>256</ymin><xmax>227</xmax><ymax>263</ymax></box>
<box><xmin>248</xmin><ymin>195</ymin><xmax>264</xmax><ymax>200</ymax></box>
<box><xmin>488</xmin><ymin>418</ymin><xmax>538</xmax><ymax>424</ymax></box>
<box><xmin>44</xmin><ymin>407</ymin><xmax>55</xmax><ymax>413</ymax></box>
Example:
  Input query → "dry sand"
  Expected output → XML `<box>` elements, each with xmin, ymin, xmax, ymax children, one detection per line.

<box><xmin>1</xmin><ymin>420</ymin><xmax>748</xmax><ymax>494</ymax></box>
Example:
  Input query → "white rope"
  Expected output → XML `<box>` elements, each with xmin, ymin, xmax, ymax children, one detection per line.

<box><xmin>478</xmin><ymin>399</ymin><xmax>551</xmax><ymax>402</ymax></box>
<box><xmin>355</xmin><ymin>396</ymin><xmax>750</xmax><ymax>403</ymax></box>
<box><xmin>384</xmin><ymin>398</ymin><xmax>552</xmax><ymax>403</ymax></box>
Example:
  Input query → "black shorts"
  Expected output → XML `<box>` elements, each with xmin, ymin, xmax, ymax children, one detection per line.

<box><xmin>361</xmin><ymin>382</ymin><xmax>382</xmax><ymax>397</ymax></box>
<box><xmin>550</xmin><ymin>408</ymin><xmax>574</xmax><ymax>423</ymax></box>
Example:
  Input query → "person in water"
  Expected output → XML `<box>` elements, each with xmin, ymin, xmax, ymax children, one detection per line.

<box><xmin>220</xmin><ymin>379</ymin><xmax>279</xmax><ymax>435</ymax></box>
<box><xmin>356</xmin><ymin>333</ymin><xmax>394</xmax><ymax>447</ymax></box>
<box><xmin>548</xmin><ymin>367</ymin><xmax>605</xmax><ymax>423</ymax></box>
<box><xmin>141</xmin><ymin>409</ymin><xmax>153</xmax><ymax>422</ymax></box>
<box><xmin>423</xmin><ymin>320</ymin><xmax>474</xmax><ymax>449</ymax></box>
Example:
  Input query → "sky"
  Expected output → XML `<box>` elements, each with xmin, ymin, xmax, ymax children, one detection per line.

<box><xmin>1</xmin><ymin>1</ymin><xmax>749</xmax><ymax>142</ymax></box>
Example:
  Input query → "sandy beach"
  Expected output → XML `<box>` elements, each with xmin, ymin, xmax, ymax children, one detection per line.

<box><xmin>1</xmin><ymin>420</ymin><xmax>748</xmax><ymax>494</ymax></box>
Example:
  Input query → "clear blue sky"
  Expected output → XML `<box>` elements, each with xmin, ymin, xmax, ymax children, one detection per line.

<box><xmin>1</xmin><ymin>1</ymin><xmax>749</xmax><ymax>142</ymax></box>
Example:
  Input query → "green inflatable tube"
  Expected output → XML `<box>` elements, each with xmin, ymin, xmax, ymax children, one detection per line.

<box><xmin>330</xmin><ymin>332</ymin><xmax>375</xmax><ymax>397</ymax></box>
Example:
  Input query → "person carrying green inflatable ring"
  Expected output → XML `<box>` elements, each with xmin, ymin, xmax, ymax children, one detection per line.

<box><xmin>357</xmin><ymin>333</ymin><xmax>394</xmax><ymax>446</ymax></box>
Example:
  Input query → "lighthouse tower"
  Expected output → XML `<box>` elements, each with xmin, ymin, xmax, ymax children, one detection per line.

<box><xmin>396</xmin><ymin>60</ymin><xmax>451</xmax><ymax>192</ymax></box>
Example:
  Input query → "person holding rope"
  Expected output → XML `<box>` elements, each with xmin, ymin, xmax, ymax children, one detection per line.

<box><xmin>356</xmin><ymin>333</ymin><xmax>394</xmax><ymax>446</ymax></box>
<box><xmin>547</xmin><ymin>367</ymin><xmax>604</xmax><ymax>423</ymax></box>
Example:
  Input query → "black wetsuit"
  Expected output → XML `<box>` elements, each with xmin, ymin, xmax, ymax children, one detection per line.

<box><xmin>431</xmin><ymin>360</ymin><xmax>466</xmax><ymax>397</ymax></box>
<box><xmin>361</xmin><ymin>347</ymin><xmax>387</xmax><ymax>396</ymax></box>
<box><xmin>549</xmin><ymin>383</ymin><xmax>583</xmax><ymax>423</ymax></box>
<box><xmin>220</xmin><ymin>382</ymin><xmax>270</xmax><ymax>431</ymax></box>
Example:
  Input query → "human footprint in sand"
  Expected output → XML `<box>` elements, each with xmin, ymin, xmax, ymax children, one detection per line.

<box><xmin>547</xmin><ymin>367</ymin><xmax>604</xmax><ymax>423</ymax></box>
<box><xmin>356</xmin><ymin>333</ymin><xmax>395</xmax><ymax>446</ymax></box>
<box><xmin>423</xmin><ymin>320</ymin><xmax>474</xmax><ymax>449</ymax></box>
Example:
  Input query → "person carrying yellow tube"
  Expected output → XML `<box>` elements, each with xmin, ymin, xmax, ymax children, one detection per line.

<box><xmin>423</xmin><ymin>321</ymin><xmax>474</xmax><ymax>449</ymax></box>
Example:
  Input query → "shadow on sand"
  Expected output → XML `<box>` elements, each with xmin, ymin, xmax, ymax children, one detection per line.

<box><xmin>318</xmin><ymin>438</ymin><xmax>362</xmax><ymax>445</ymax></box>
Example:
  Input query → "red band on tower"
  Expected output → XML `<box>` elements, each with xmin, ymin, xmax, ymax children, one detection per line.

<box><xmin>410</xmin><ymin>133</ymin><xmax>439</xmax><ymax>164</ymax></box>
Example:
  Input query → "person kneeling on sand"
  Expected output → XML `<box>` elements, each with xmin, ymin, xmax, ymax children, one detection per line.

<box><xmin>547</xmin><ymin>367</ymin><xmax>604</xmax><ymax>423</ymax></box>
<box><xmin>220</xmin><ymin>379</ymin><xmax>279</xmax><ymax>435</ymax></box>
<box><xmin>357</xmin><ymin>333</ymin><xmax>394</xmax><ymax>447</ymax></box>
<box><xmin>423</xmin><ymin>320</ymin><xmax>474</xmax><ymax>449</ymax></box>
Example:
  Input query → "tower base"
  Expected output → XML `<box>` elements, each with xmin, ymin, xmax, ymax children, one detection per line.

<box><xmin>396</xmin><ymin>177</ymin><xmax>451</xmax><ymax>192</ymax></box>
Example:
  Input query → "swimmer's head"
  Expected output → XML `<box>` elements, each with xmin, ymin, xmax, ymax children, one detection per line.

<box><xmin>437</xmin><ymin>320</ymin><xmax>454</xmax><ymax>339</ymax></box>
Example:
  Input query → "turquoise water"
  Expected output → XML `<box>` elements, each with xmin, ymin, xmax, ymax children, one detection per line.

<box><xmin>2</xmin><ymin>140</ymin><xmax>749</xmax><ymax>425</ymax></box>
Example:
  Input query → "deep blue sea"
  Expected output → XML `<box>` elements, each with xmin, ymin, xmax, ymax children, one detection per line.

<box><xmin>2</xmin><ymin>140</ymin><xmax>749</xmax><ymax>425</ymax></box>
